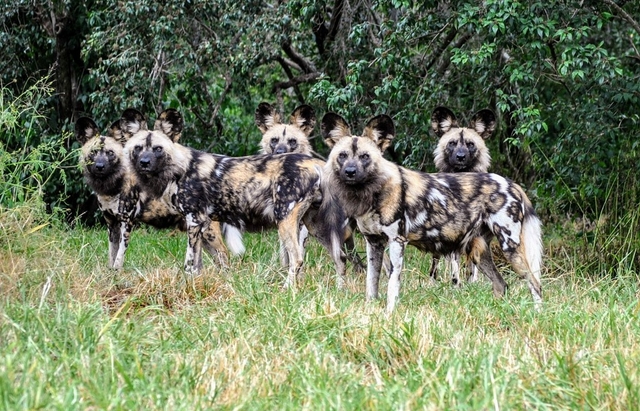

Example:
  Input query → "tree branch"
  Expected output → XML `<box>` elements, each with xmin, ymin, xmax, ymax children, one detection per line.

<box><xmin>602</xmin><ymin>0</ymin><xmax>640</xmax><ymax>37</ymax></box>
<box><xmin>272</xmin><ymin>72</ymin><xmax>321</xmax><ymax>93</ymax></box>
<box><xmin>281</xmin><ymin>38</ymin><xmax>317</xmax><ymax>74</ymax></box>
<box><xmin>275</xmin><ymin>56</ymin><xmax>305</xmax><ymax>103</ymax></box>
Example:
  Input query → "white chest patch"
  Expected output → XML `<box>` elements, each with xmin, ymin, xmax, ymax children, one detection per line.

<box><xmin>358</xmin><ymin>212</ymin><xmax>401</xmax><ymax>239</ymax></box>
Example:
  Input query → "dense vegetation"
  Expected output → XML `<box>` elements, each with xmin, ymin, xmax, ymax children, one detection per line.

<box><xmin>1</xmin><ymin>1</ymin><xmax>639</xmax><ymax>408</ymax></box>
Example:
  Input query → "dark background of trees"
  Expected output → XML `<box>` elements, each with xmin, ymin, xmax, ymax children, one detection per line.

<box><xmin>2</xmin><ymin>0</ymin><xmax>639</xmax><ymax>226</ymax></box>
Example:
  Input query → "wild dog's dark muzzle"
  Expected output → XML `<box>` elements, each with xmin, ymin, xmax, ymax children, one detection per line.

<box><xmin>138</xmin><ymin>152</ymin><xmax>153</xmax><ymax>170</ymax></box>
<box><xmin>274</xmin><ymin>145</ymin><xmax>288</xmax><ymax>154</ymax></box>
<box><xmin>344</xmin><ymin>165</ymin><xmax>357</xmax><ymax>178</ymax></box>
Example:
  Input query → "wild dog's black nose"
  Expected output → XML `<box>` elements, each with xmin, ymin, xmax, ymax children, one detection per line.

<box><xmin>275</xmin><ymin>147</ymin><xmax>287</xmax><ymax>154</ymax></box>
<box><xmin>456</xmin><ymin>153</ymin><xmax>466</xmax><ymax>161</ymax></box>
<box><xmin>344</xmin><ymin>166</ymin><xmax>357</xmax><ymax>177</ymax></box>
<box><xmin>139</xmin><ymin>158</ymin><xmax>150</xmax><ymax>167</ymax></box>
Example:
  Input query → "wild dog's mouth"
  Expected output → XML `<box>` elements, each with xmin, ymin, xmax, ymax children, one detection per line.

<box><xmin>339</xmin><ymin>168</ymin><xmax>368</xmax><ymax>185</ymax></box>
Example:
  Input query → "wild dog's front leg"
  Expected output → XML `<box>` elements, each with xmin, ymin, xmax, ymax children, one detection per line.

<box><xmin>364</xmin><ymin>235</ymin><xmax>386</xmax><ymax>301</ymax></box>
<box><xmin>105</xmin><ymin>218</ymin><xmax>120</xmax><ymax>269</ymax></box>
<box><xmin>386</xmin><ymin>236</ymin><xmax>407</xmax><ymax>313</ymax></box>
<box><xmin>112</xmin><ymin>220</ymin><xmax>133</xmax><ymax>270</ymax></box>
<box><xmin>184</xmin><ymin>213</ymin><xmax>205</xmax><ymax>275</ymax></box>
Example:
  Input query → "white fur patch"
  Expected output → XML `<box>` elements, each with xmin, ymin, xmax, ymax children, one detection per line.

<box><xmin>223</xmin><ymin>224</ymin><xmax>246</xmax><ymax>255</ymax></box>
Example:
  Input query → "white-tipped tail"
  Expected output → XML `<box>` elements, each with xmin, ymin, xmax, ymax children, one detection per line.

<box><xmin>223</xmin><ymin>224</ymin><xmax>245</xmax><ymax>255</ymax></box>
<box><xmin>523</xmin><ymin>215</ymin><xmax>543</xmax><ymax>282</ymax></box>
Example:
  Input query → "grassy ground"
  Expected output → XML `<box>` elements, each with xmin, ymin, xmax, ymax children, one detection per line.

<box><xmin>1</xmin><ymin>205</ymin><xmax>639</xmax><ymax>410</ymax></box>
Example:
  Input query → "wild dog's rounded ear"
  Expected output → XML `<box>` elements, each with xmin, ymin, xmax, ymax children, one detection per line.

<box><xmin>255</xmin><ymin>102</ymin><xmax>281</xmax><ymax>133</ymax></box>
<box><xmin>431</xmin><ymin>106</ymin><xmax>458</xmax><ymax>137</ymax></box>
<box><xmin>119</xmin><ymin>108</ymin><xmax>148</xmax><ymax>139</ymax></box>
<box><xmin>155</xmin><ymin>108</ymin><xmax>184</xmax><ymax>142</ymax></box>
<box><xmin>321</xmin><ymin>113</ymin><xmax>351</xmax><ymax>148</ymax></box>
<box><xmin>106</xmin><ymin>119</ymin><xmax>126</xmax><ymax>144</ymax></box>
<box><xmin>469</xmin><ymin>109</ymin><xmax>497</xmax><ymax>139</ymax></box>
<box><xmin>75</xmin><ymin>117</ymin><xmax>99</xmax><ymax>145</ymax></box>
<box><xmin>363</xmin><ymin>114</ymin><xmax>395</xmax><ymax>153</ymax></box>
<box><xmin>289</xmin><ymin>105</ymin><xmax>316</xmax><ymax>136</ymax></box>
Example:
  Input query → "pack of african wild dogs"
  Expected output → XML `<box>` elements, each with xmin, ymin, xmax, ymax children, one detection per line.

<box><xmin>77</xmin><ymin>103</ymin><xmax>542</xmax><ymax>313</ymax></box>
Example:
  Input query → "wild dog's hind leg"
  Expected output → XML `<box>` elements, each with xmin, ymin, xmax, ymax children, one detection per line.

<box><xmin>428</xmin><ymin>255</ymin><xmax>439</xmax><ymax>283</ymax></box>
<box><xmin>202</xmin><ymin>220</ymin><xmax>230</xmax><ymax>268</ymax></box>
<box><xmin>467</xmin><ymin>236</ymin><xmax>508</xmax><ymax>298</ymax></box>
<box><xmin>501</xmin><ymin>216</ymin><xmax>543</xmax><ymax>308</ymax></box>
<box><xmin>278</xmin><ymin>211</ymin><xmax>305</xmax><ymax>290</ymax></box>
<box><xmin>344</xmin><ymin>220</ymin><xmax>366</xmax><ymax>273</ymax></box>
<box><xmin>467</xmin><ymin>259</ymin><xmax>480</xmax><ymax>283</ymax></box>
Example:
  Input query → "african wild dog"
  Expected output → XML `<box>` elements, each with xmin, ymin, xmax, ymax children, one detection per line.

<box><xmin>123</xmin><ymin>113</ymin><xmax>349</xmax><ymax>289</ymax></box>
<box><xmin>255</xmin><ymin>102</ymin><xmax>366</xmax><ymax>274</ymax></box>
<box><xmin>322</xmin><ymin>113</ymin><xmax>543</xmax><ymax>313</ymax></box>
<box><xmin>76</xmin><ymin>114</ymin><xmax>135</xmax><ymax>269</ymax></box>
<box><xmin>77</xmin><ymin>109</ymin><xmax>234</xmax><ymax>270</ymax></box>
<box><xmin>255</xmin><ymin>102</ymin><xmax>315</xmax><ymax>155</ymax></box>
<box><xmin>430</xmin><ymin>106</ymin><xmax>496</xmax><ymax>285</ymax></box>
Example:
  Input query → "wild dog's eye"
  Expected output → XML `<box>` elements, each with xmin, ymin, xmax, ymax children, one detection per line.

<box><xmin>288</xmin><ymin>139</ymin><xmax>298</xmax><ymax>148</ymax></box>
<box><xmin>448</xmin><ymin>141</ymin><xmax>456</xmax><ymax>147</ymax></box>
<box><xmin>106</xmin><ymin>150</ymin><xmax>115</xmax><ymax>157</ymax></box>
<box><xmin>467</xmin><ymin>142</ymin><xmax>475</xmax><ymax>149</ymax></box>
<box><xmin>338</xmin><ymin>152</ymin><xmax>348</xmax><ymax>160</ymax></box>
<box><xmin>133</xmin><ymin>145</ymin><xmax>143</xmax><ymax>153</ymax></box>
<box><xmin>153</xmin><ymin>146</ymin><xmax>163</xmax><ymax>153</ymax></box>
<box><xmin>360</xmin><ymin>153</ymin><xmax>370</xmax><ymax>161</ymax></box>
<box><xmin>271</xmin><ymin>137</ymin><xmax>279</xmax><ymax>144</ymax></box>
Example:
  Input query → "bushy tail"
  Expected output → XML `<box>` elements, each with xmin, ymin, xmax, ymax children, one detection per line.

<box><xmin>522</xmin><ymin>213</ymin><xmax>543</xmax><ymax>306</ymax></box>
<box><xmin>223</xmin><ymin>224</ymin><xmax>245</xmax><ymax>255</ymax></box>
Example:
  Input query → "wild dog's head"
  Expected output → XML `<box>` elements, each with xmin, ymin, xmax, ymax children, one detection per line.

<box><xmin>121</xmin><ymin>108</ymin><xmax>184</xmax><ymax>177</ymax></box>
<box><xmin>255</xmin><ymin>102</ymin><xmax>315</xmax><ymax>155</ymax></box>
<box><xmin>322</xmin><ymin>113</ymin><xmax>395</xmax><ymax>186</ymax></box>
<box><xmin>76</xmin><ymin>116</ymin><xmax>126</xmax><ymax>180</ymax></box>
<box><xmin>431</xmin><ymin>106</ymin><xmax>496</xmax><ymax>173</ymax></box>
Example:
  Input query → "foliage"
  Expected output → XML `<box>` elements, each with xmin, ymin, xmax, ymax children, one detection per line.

<box><xmin>0</xmin><ymin>78</ymin><xmax>76</xmax><ymax>219</ymax></box>
<box><xmin>1</xmin><ymin>0</ymin><xmax>640</xmax><ymax>224</ymax></box>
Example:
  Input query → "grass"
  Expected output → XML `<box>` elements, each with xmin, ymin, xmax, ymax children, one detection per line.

<box><xmin>1</xmin><ymin>204</ymin><xmax>639</xmax><ymax>410</ymax></box>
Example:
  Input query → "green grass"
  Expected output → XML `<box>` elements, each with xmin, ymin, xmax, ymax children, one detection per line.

<box><xmin>1</xmin><ymin>207</ymin><xmax>640</xmax><ymax>410</ymax></box>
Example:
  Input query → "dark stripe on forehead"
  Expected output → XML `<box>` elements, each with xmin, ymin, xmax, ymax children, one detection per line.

<box><xmin>458</xmin><ymin>130</ymin><xmax>464</xmax><ymax>143</ymax></box>
<box><xmin>351</xmin><ymin>137</ymin><xmax>359</xmax><ymax>154</ymax></box>
<box><xmin>146</xmin><ymin>133</ymin><xmax>153</xmax><ymax>147</ymax></box>
<box><xmin>282</xmin><ymin>127</ymin><xmax>287</xmax><ymax>137</ymax></box>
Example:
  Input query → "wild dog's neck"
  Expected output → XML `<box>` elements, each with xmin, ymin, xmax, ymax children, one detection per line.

<box><xmin>333</xmin><ymin>173</ymin><xmax>390</xmax><ymax>218</ymax></box>
<box><xmin>85</xmin><ymin>169</ymin><xmax>125</xmax><ymax>197</ymax></box>
<box><xmin>135</xmin><ymin>168</ymin><xmax>178</xmax><ymax>198</ymax></box>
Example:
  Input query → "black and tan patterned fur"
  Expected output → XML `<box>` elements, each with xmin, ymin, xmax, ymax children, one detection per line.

<box><xmin>76</xmin><ymin>109</ymin><xmax>232</xmax><ymax>270</ymax></box>
<box><xmin>124</xmin><ymin>115</ymin><xmax>349</xmax><ymax>289</ymax></box>
<box><xmin>429</xmin><ymin>106</ymin><xmax>496</xmax><ymax>285</ymax></box>
<box><xmin>322</xmin><ymin>113</ymin><xmax>543</xmax><ymax>313</ymax></box>
<box><xmin>255</xmin><ymin>102</ymin><xmax>365</xmax><ymax>274</ymax></box>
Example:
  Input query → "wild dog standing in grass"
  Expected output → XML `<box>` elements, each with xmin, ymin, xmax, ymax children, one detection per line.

<box><xmin>430</xmin><ymin>106</ymin><xmax>496</xmax><ymax>285</ymax></box>
<box><xmin>77</xmin><ymin>109</ymin><xmax>233</xmax><ymax>270</ymax></box>
<box><xmin>322</xmin><ymin>113</ymin><xmax>543</xmax><ymax>313</ymax></box>
<box><xmin>123</xmin><ymin>113</ymin><xmax>347</xmax><ymax>289</ymax></box>
<box><xmin>255</xmin><ymin>102</ymin><xmax>366</xmax><ymax>274</ymax></box>
<box><xmin>76</xmin><ymin>115</ymin><xmax>134</xmax><ymax>269</ymax></box>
